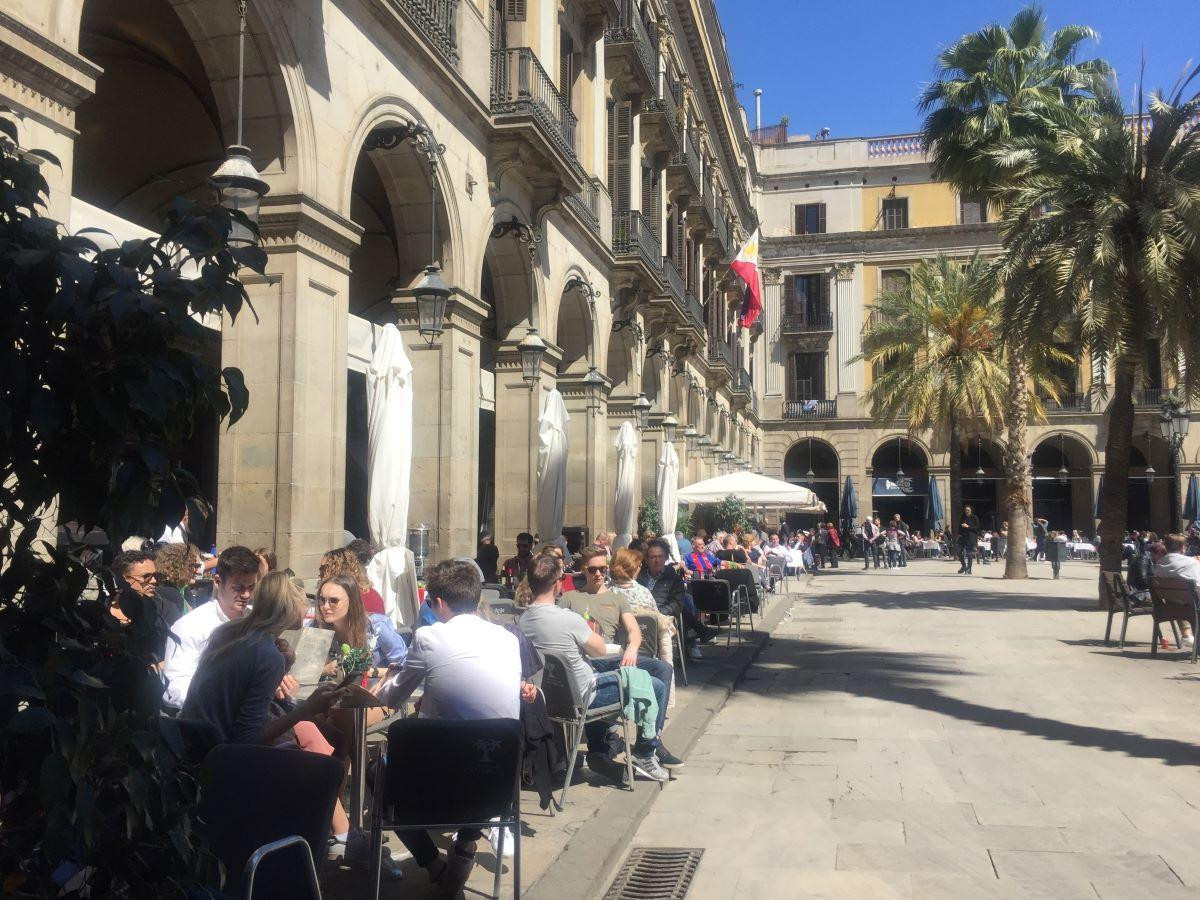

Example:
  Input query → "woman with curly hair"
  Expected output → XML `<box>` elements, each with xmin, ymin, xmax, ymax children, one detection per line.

<box><xmin>153</xmin><ymin>542</ymin><xmax>202</xmax><ymax>619</ymax></box>
<box><xmin>318</xmin><ymin>546</ymin><xmax>386</xmax><ymax>615</ymax></box>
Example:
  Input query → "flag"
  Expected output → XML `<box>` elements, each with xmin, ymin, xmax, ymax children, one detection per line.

<box><xmin>732</xmin><ymin>228</ymin><xmax>761</xmax><ymax>327</ymax></box>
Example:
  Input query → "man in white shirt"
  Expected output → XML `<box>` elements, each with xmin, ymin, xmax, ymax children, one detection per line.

<box><xmin>161</xmin><ymin>545</ymin><xmax>261</xmax><ymax>710</ymax></box>
<box><xmin>1153</xmin><ymin>534</ymin><xmax>1200</xmax><ymax>647</ymax></box>
<box><xmin>382</xmin><ymin>559</ymin><xmax>522</xmax><ymax>895</ymax></box>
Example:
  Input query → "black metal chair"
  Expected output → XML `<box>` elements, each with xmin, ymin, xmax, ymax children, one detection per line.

<box><xmin>1102</xmin><ymin>570</ymin><xmax>1155</xmax><ymax>649</ymax></box>
<box><xmin>1149</xmin><ymin>575</ymin><xmax>1200</xmax><ymax>663</ymax></box>
<box><xmin>199</xmin><ymin>743</ymin><xmax>343</xmax><ymax>899</ymax></box>
<box><xmin>539</xmin><ymin>650</ymin><xmax>634</xmax><ymax>810</ymax></box>
<box><xmin>690</xmin><ymin>578</ymin><xmax>748</xmax><ymax>647</ymax></box>
<box><xmin>715</xmin><ymin>568</ymin><xmax>758</xmax><ymax>622</ymax></box>
<box><xmin>369</xmin><ymin>717</ymin><xmax>523</xmax><ymax>900</ymax></box>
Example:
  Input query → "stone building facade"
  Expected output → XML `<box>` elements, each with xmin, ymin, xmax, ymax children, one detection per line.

<box><xmin>754</xmin><ymin>129</ymin><xmax>1197</xmax><ymax>537</ymax></box>
<box><xmin>2</xmin><ymin>0</ymin><xmax>762</xmax><ymax>574</ymax></box>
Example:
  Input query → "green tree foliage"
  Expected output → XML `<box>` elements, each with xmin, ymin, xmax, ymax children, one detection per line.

<box><xmin>0</xmin><ymin>114</ymin><xmax>264</xmax><ymax>896</ymax></box>
<box><xmin>637</xmin><ymin>495</ymin><xmax>661</xmax><ymax>536</ymax></box>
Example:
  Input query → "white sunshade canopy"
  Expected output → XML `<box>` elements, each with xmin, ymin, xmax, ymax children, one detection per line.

<box><xmin>536</xmin><ymin>389</ymin><xmax>570</xmax><ymax>548</ymax></box>
<box><xmin>612</xmin><ymin>421</ymin><xmax>639</xmax><ymax>549</ymax></box>
<box><xmin>677</xmin><ymin>471</ymin><xmax>826</xmax><ymax>512</ymax></box>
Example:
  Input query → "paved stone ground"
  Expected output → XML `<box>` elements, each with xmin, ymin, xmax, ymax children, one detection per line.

<box><xmin>630</xmin><ymin>557</ymin><xmax>1200</xmax><ymax>899</ymax></box>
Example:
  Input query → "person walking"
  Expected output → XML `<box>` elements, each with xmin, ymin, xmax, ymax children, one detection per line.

<box><xmin>825</xmin><ymin>522</ymin><xmax>841</xmax><ymax>568</ymax></box>
<box><xmin>860</xmin><ymin>517</ymin><xmax>879</xmax><ymax>570</ymax></box>
<box><xmin>891</xmin><ymin>514</ymin><xmax>909</xmax><ymax>567</ymax></box>
<box><xmin>1033</xmin><ymin>517</ymin><xmax>1048</xmax><ymax>562</ymax></box>
<box><xmin>957</xmin><ymin>506</ymin><xmax>981</xmax><ymax>575</ymax></box>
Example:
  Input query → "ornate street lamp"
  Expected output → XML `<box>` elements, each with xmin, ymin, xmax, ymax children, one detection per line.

<box><xmin>662</xmin><ymin>412</ymin><xmax>679</xmax><ymax>443</ymax></box>
<box><xmin>209</xmin><ymin>1</ymin><xmax>269</xmax><ymax>246</ymax></box>
<box><xmin>1143</xmin><ymin>432</ymin><xmax>1156</xmax><ymax>484</ymax></box>
<box><xmin>1160</xmin><ymin>399</ymin><xmax>1191</xmax><ymax>531</ymax></box>
<box><xmin>518</xmin><ymin>328</ymin><xmax>546</xmax><ymax>387</ymax></box>
<box><xmin>582</xmin><ymin>365</ymin><xmax>605</xmax><ymax>416</ymax></box>
<box><xmin>633</xmin><ymin>394</ymin><xmax>652</xmax><ymax>430</ymax></box>
<box><xmin>414</xmin><ymin>264</ymin><xmax>450</xmax><ymax>346</ymax></box>
<box><xmin>1057</xmin><ymin>433</ymin><xmax>1069</xmax><ymax>485</ymax></box>
<box><xmin>894</xmin><ymin>435</ymin><xmax>905</xmax><ymax>478</ymax></box>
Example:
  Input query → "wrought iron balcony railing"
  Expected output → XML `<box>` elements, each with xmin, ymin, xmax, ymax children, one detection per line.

<box><xmin>781</xmin><ymin>310</ymin><xmax>834</xmax><ymax>334</ymax></box>
<box><xmin>393</xmin><ymin>0</ymin><xmax>459</xmax><ymax>64</ymax></box>
<box><xmin>641</xmin><ymin>74</ymin><xmax>681</xmax><ymax>147</ymax></box>
<box><xmin>612</xmin><ymin>209</ymin><xmax>661</xmax><ymax>278</ymax></box>
<box><xmin>734</xmin><ymin>367</ymin><xmax>753</xmax><ymax>395</ymax></box>
<box><xmin>1134</xmin><ymin>388</ymin><xmax>1169</xmax><ymax>407</ymax></box>
<box><xmin>707</xmin><ymin>339</ymin><xmax>734</xmax><ymax>371</ymax></box>
<box><xmin>603</xmin><ymin>9</ymin><xmax>656</xmax><ymax>93</ymax></box>
<box><xmin>491</xmin><ymin>47</ymin><xmax>578</xmax><ymax>162</ymax></box>
<box><xmin>669</xmin><ymin>128</ymin><xmax>701</xmax><ymax>193</ymax></box>
<box><xmin>685</xmin><ymin>291</ymin><xmax>704</xmax><ymax>332</ymax></box>
<box><xmin>1042</xmin><ymin>392</ymin><xmax>1089</xmax><ymax>413</ymax></box>
<box><xmin>782</xmin><ymin>399</ymin><xmax>836</xmax><ymax>419</ymax></box>
<box><xmin>661</xmin><ymin>255</ymin><xmax>685</xmax><ymax>303</ymax></box>
<box><xmin>565</xmin><ymin>177</ymin><xmax>602</xmax><ymax>237</ymax></box>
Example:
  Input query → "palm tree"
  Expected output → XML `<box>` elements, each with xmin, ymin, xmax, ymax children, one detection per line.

<box><xmin>856</xmin><ymin>255</ymin><xmax>1008</xmax><ymax>538</ymax></box>
<box><xmin>918</xmin><ymin>4</ymin><xmax>1110</xmax><ymax>579</ymax></box>
<box><xmin>992</xmin><ymin>71</ymin><xmax>1200</xmax><ymax>575</ymax></box>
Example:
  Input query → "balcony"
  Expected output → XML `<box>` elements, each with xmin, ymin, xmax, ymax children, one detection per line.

<box><xmin>1134</xmin><ymin>388</ymin><xmax>1169</xmax><ymax>408</ymax></box>
<box><xmin>781</xmin><ymin>309</ymin><xmax>834</xmax><ymax>335</ymax></box>
<box><xmin>490</xmin><ymin>47</ymin><xmax>584</xmax><ymax>195</ymax></box>
<box><xmin>604</xmin><ymin>9</ymin><xmax>657</xmax><ymax>98</ymax></box>
<box><xmin>782</xmin><ymin>399</ymin><xmax>836</xmax><ymax>420</ymax></box>
<box><xmin>660</xmin><ymin>254</ymin><xmax>685</xmax><ymax>303</ymax></box>
<box><xmin>612</xmin><ymin>209</ymin><xmax>662</xmax><ymax>286</ymax></box>
<box><xmin>707</xmin><ymin>339</ymin><xmax>734</xmax><ymax>373</ymax></box>
<box><xmin>390</xmin><ymin>0</ymin><xmax>459</xmax><ymax>65</ymax></box>
<box><xmin>564</xmin><ymin>177</ymin><xmax>606</xmax><ymax>241</ymax></box>
<box><xmin>733</xmin><ymin>367</ymin><xmax>753</xmax><ymax>396</ymax></box>
<box><xmin>705</xmin><ymin>207</ymin><xmax>731</xmax><ymax>259</ymax></box>
<box><xmin>641</xmin><ymin>77</ymin><xmax>681</xmax><ymax>152</ymax></box>
<box><xmin>685</xmin><ymin>291</ymin><xmax>704</xmax><ymax>334</ymax></box>
<box><xmin>667</xmin><ymin>128</ymin><xmax>701</xmax><ymax>198</ymax></box>
<box><xmin>1042</xmin><ymin>392</ymin><xmax>1089</xmax><ymax>413</ymax></box>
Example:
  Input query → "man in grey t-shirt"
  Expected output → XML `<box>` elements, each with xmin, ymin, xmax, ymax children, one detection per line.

<box><xmin>518</xmin><ymin>555</ymin><xmax>671</xmax><ymax>782</ymax></box>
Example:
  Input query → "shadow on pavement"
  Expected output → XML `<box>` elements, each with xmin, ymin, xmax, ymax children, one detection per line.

<box><xmin>743</xmin><ymin>636</ymin><xmax>1200</xmax><ymax>767</ymax></box>
<box><xmin>802</xmin><ymin>583</ymin><xmax>1088</xmax><ymax>613</ymax></box>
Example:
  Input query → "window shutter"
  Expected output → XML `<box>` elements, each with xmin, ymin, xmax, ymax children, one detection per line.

<box><xmin>794</xmin><ymin>206</ymin><xmax>804</xmax><ymax>235</ymax></box>
<box><xmin>783</xmin><ymin>275</ymin><xmax>796</xmax><ymax>316</ymax></box>
<box><xmin>817</xmin><ymin>203</ymin><xmax>827</xmax><ymax>233</ymax></box>
<box><xmin>817</xmin><ymin>353</ymin><xmax>827</xmax><ymax>399</ymax></box>
<box><xmin>608</xmin><ymin>101</ymin><xmax>632</xmax><ymax>211</ymax></box>
<box><xmin>559</xmin><ymin>33</ymin><xmax>574</xmax><ymax>110</ymax></box>
<box><xmin>504</xmin><ymin>0</ymin><xmax>525</xmax><ymax>20</ymax></box>
<box><xmin>785</xmin><ymin>354</ymin><xmax>796</xmax><ymax>402</ymax></box>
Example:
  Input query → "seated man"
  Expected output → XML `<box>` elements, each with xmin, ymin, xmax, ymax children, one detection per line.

<box><xmin>519</xmin><ymin>555</ymin><xmax>674</xmax><ymax>782</ymax></box>
<box><xmin>683</xmin><ymin>536</ymin><xmax>721</xmax><ymax>578</ymax></box>
<box><xmin>382</xmin><ymin>559</ymin><xmax>523</xmax><ymax>894</ymax></box>
<box><xmin>502</xmin><ymin>531</ymin><xmax>535</xmax><ymax>581</ymax></box>
<box><xmin>637</xmin><ymin>539</ymin><xmax>714</xmax><ymax>656</ymax></box>
<box><xmin>162</xmin><ymin>545</ymin><xmax>262</xmax><ymax>710</ymax></box>
<box><xmin>1152</xmin><ymin>535</ymin><xmax>1198</xmax><ymax>648</ymax></box>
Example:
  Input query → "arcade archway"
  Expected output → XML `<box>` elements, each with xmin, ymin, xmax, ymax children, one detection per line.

<box><xmin>1031</xmin><ymin>434</ymin><xmax>1093</xmax><ymax>534</ymax></box>
<box><xmin>783</xmin><ymin>438</ymin><xmax>839</xmax><ymax>529</ymax></box>
<box><xmin>870</xmin><ymin>437</ymin><xmax>929</xmax><ymax>530</ymax></box>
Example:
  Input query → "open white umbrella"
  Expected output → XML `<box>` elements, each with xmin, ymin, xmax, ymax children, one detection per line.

<box><xmin>677</xmin><ymin>471</ymin><xmax>825</xmax><ymax>512</ymax></box>
<box><xmin>656</xmin><ymin>440</ymin><xmax>680</xmax><ymax>562</ymax></box>
<box><xmin>536</xmin><ymin>390</ymin><xmax>570</xmax><ymax>549</ymax></box>
<box><xmin>613</xmin><ymin>421</ymin><xmax>638</xmax><ymax>549</ymax></box>
<box><xmin>364</xmin><ymin>324</ymin><xmax>419</xmax><ymax>627</ymax></box>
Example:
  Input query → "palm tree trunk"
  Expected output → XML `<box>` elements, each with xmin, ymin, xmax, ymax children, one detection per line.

<box><xmin>949</xmin><ymin>413</ymin><xmax>962</xmax><ymax>544</ymax></box>
<box><xmin>1098</xmin><ymin>354</ymin><xmax>1138</xmax><ymax>581</ymax></box>
<box><xmin>1003</xmin><ymin>346</ymin><xmax>1031</xmax><ymax>579</ymax></box>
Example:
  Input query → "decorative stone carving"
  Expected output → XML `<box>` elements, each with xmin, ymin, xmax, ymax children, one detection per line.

<box><xmin>833</xmin><ymin>261</ymin><xmax>856</xmax><ymax>279</ymax></box>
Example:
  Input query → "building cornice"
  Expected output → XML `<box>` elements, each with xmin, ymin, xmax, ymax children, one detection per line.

<box><xmin>0</xmin><ymin>11</ymin><xmax>100</xmax><ymax>133</ymax></box>
<box><xmin>762</xmin><ymin>223</ymin><xmax>1001</xmax><ymax>263</ymax></box>
<box><xmin>257</xmin><ymin>193</ymin><xmax>364</xmax><ymax>274</ymax></box>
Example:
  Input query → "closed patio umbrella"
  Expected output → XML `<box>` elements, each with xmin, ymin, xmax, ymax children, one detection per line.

<box><xmin>656</xmin><ymin>440</ymin><xmax>681</xmax><ymax>562</ymax></box>
<box><xmin>840</xmin><ymin>475</ymin><xmax>858</xmax><ymax>524</ymax></box>
<box><xmin>1185</xmin><ymin>474</ymin><xmax>1200</xmax><ymax>522</ymax></box>
<box><xmin>1094</xmin><ymin>474</ymin><xmax>1105</xmax><ymax>520</ymax></box>
<box><xmin>365</xmin><ymin>324</ymin><xmax>419</xmax><ymax>627</ymax></box>
<box><xmin>613</xmin><ymin>421</ymin><xmax>638</xmax><ymax>549</ymax></box>
<box><xmin>536</xmin><ymin>390</ymin><xmax>570</xmax><ymax>549</ymax></box>
<box><xmin>925</xmin><ymin>475</ymin><xmax>944</xmax><ymax>532</ymax></box>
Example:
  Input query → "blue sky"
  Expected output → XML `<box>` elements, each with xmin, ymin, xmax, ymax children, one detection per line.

<box><xmin>714</xmin><ymin>0</ymin><xmax>1200</xmax><ymax>138</ymax></box>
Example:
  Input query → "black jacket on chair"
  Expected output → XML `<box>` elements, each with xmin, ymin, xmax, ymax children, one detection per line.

<box><xmin>637</xmin><ymin>565</ymin><xmax>686</xmax><ymax>618</ymax></box>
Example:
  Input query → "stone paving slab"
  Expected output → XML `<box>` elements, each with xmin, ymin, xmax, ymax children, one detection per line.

<box><xmin>623</xmin><ymin>560</ymin><xmax>1200</xmax><ymax>898</ymax></box>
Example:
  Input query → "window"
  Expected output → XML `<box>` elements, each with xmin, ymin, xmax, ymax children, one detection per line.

<box><xmin>880</xmin><ymin>269</ymin><xmax>910</xmax><ymax>295</ymax></box>
<box><xmin>784</xmin><ymin>273</ymin><xmax>830</xmax><ymax>327</ymax></box>
<box><xmin>960</xmin><ymin>196</ymin><xmax>988</xmax><ymax>224</ymax></box>
<box><xmin>881</xmin><ymin>197</ymin><xmax>908</xmax><ymax>230</ymax></box>
<box><xmin>793</xmin><ymin>202</ymin><xmax>826</xmax><ymax>235</ymax></box>
<box><xmin>787</xmin><ymin>352</ymin><xmax>826</xmax><ymax>401</ymax></box>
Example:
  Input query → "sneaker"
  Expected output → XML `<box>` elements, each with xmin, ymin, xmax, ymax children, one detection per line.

<box><xmin>631</xmin><ymin>753</ymin><xmax>670</xmax><ymax>782</ymax></box>
<box><xmin>656</xmin><ymin>746</ymin><xmax>684</xmax><ymax>769</ymax></box>
<box><xmin>689</xmin><ymin>644</ymin><xmax>703</xmax><ymax>661</ymax></box>
<box><xmin>439</xmin><ymin>840</ymin><xmax>476</xmax><ymax>897</ymax></box>
<box><xmin>586</xmin><ymin>751</ymin><xmax>614</xmax><ymax>773</ymax></box>
<box><xmin>1185</xmin><ymin>636</ymin><xmax>1195</xmax><ymax>648</ymax></box>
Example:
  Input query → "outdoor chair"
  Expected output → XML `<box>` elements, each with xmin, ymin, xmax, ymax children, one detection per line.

<box><xmin>715</xmin><ymin>568</ymin><xmax>759</xmax><ymax>622</ymax></box>
<box><xmin>539</xmin><ymin>649</ymin><xmax>634</xmax><ymax>810</ymax></box>
<box><xmin>1102</xmin><ymin>570</ymin><xmax>1154</xmax><ymax>649</ymax></box>
<box><xmin>199</xmin><ymin>743</ymin><xmax>343</xmax><ymax>899</ymax></box>
<box><xmin>1149</xmin><ymin>575</ymin><xmax>1200</xmax><ymax>664</ymax></box>
<box><xmin>674</xmin><ymin>610</ymin><xmax>688</xmax><ymax>685</ymax></box>
<box><xmin>766</xmin><ymin>560</ymin><xmax>788</xmax><ymax>595</ymax></box>
<box><xmin>690</xmin><ymin>578</ymin><xmax>750</xmax><ymax>647</ymax></box>
<box><xmin>481</xmin><ymin>587</ymin><xmax>501</xmax><ymax>605</ymax></box>
<box><xmin>369</xmin><ymin>717</ymin><xmax>523</xmax><ymax>900</ymax></box>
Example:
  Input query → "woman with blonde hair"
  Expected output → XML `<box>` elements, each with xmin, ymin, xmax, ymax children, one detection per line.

<box><xmin>182</xmin><ymin>572</ymin><xmax>343</xmax><ymax>745</ymax></box>
<box><xmin>319</xmin><ymin>546</ymin><xmax>386</xmax><ymax>615</ymax></box>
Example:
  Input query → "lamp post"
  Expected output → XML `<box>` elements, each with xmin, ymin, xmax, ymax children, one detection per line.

<box><xmin>582</xmin><ymin>366</ymin><xmax>605</xmax><ymax>416</ymax></box>
<box><xmin>633</xmin><ymin>394</ymin><xmax>652</xmax><ymax>430</ymax></box>
<box><xmin>1160</xmin><ymin>399</ymin><xmax>1191</xmax><ymax>532</ymax></box>
<box><xmin>209</xmin><ymin>1</ymin><xmax>269</xmax><ymax>246</ymax></box>
<box><xmin>518</xmin><ymin>328</ymin><xmax>546</xmax><ymax>387</ymax></box>
<box><xmin>683</xmin><ymin>425</ymin><xmax>698</xmax><ymax>450</ymax></box>
<box><xmin>662</xmin><ymin>412</ymin><xmax>678</xmax><ymax>443</ymax></box>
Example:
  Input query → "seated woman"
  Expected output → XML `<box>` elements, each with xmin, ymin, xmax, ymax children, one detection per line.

<box><xmin>607</xmin><ymin>548</ymin><xmax>676</xmax><ymax>693</ymax></box>
<box><xmin>182</xmin><ymin>572</ymin><xmax>343</xmax><ymax>745</ymax></box>
<box><xmin>715</xmin><ymin>535</ymin><xmax>749</xmax><ymax>565</ymax></box>
<box><xmin>154</xmin><ymin>542</ymin><xmax>201</xmax><ymax>621</ymax></box>
<box><xmin>312</xmin><ymin>573</ymin><xmax>408</xmax><ymax>701</ymax></box>
<box><xmin>319</xmin><ymin>546</ymin><xmax>386</xmax><ymax>616</ymax></box>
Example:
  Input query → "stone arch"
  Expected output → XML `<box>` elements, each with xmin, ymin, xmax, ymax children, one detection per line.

<box><xmin>784</xmin><ymin>437</ymin><xmax>840</xmax><ymax>523</ymax></box>
<box><xmin>70</xmin><ymin>0</ymin><xmax>310</xmax><ymax>228</ymax></box>
<box><xmin>481</xmin><ymin>204</ymin><xmax>545</xmax><ymax>340</ymax></box>
<box><xmin>1031</xmin><ymin>432</ymin><xmax>1097</xmax><ymax>535</ymax></box>
<box><xmin>553</xmin><ymin>265</ymin><xmax>597</xmax><ymax>375</ymax></box>
<box><xmin>1032</xmin><ymin>430</ymin><xmax>1098</xmax><ymax>467</ymax></box>
<box><xmin>606</xmin><ymin>324</ymin><xmax>640</xmax><ymax>398</ymax></box>
<box><xmin>868</xmin><ymin>434</ymin><xmax>931</xmax><ymax>473</ymax></box>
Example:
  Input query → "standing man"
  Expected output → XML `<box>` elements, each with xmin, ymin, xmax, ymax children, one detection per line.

<box><xmin>825</xmin><ymin>522</ymin><xmax>841</xmax><ymax>567</ymax></box>
<box><xmin>162</xmin><ymin>545</ymin><xmax>262</xmax><ymax>710</ymax></box>
<box><xmin>958</xmin><ymin>506</ymin><xmax>981</xmax><ymax>575</ymax></box>
<box><xmin>1033</xmin><ymin>517</ymin><xmax>1049</xmax><ymax>562</ymax></box>
<box><xmin>860</xmin><ymin>516</ymin><xmax>879</xmax><ymax>570</ymax></box>
<box><xmin>891</xmin><ymin>514</ymin><xmax>910</xmax><ymax>568</ymax></box>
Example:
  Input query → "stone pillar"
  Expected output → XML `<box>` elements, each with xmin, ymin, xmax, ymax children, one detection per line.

<box><xmin>557</xmin><ymin>371</ymin><xmax>610</xmax><ymax>536</ymax></box>
<box><xmin>608</xmin><ymin>397</ymin><xmax>638</xmax><ymax>535</ymax></box>
<box><xmin>491</xmin><ymin>347</ymin><xmax>559</xmax><ymax>547</ymax></box>
<box><xmin>834</xmin><ymin>262</ymin><xmax>860</xmax><ymax>418</ymax></box>
<box><xmin>217</xmin><ymin>195</ymin><xmax>361</xmax><ymax>578</ymax></box>
<box><xmin>392</xmin><ymin>290</ymin><xmax>488</xmax><ymax>561</ymax></box>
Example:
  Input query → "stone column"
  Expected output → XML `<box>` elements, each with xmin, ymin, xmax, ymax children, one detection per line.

<box><xmin>217</xmin><ymin>195</ymin><xmax>361</xmax><ymax>578</ymax></box>
<box><xmin>761</xmin><ymin>268</ymin><xmax>783</xmax><ymax>399</ymax></box>
<box><xmin>557</xmin><ymin>371</ymin><xmax>610</xmax><ymax>536</ymax></box>
<box><xmin>834</xmin><ymin>261</ymin><xmax>860</xmax><ymax>417</ymax></box>
<box><xmin>392</xmin><ymin>290</ymin><xmax>488</xmax><ymax>561</ymax></box>
<box><xmin>491</xmin><ymin>346</ymin><xmax>560</xmax><ymax>548</ymax></box>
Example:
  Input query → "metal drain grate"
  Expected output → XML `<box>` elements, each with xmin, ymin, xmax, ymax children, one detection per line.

<box><xmin>603</xmin><ymin>846</ymin><xmax>704</xmax><ymax>900</ymax></box>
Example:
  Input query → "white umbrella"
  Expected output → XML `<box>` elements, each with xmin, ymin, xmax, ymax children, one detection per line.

<box><xmin>677</xmin><ymin>471</ymin><xmax>826</xmax><ymax>512</ymax></box>
<box><xmin>656</xmin><ymin>440</ymin><xmax>681</xmax><ymax>562</ymax></box>
<box><xmin>536</xmin><ymin>390</ymin><xmax>570</xmax><ymax>549</ymax></box>
<box><xmin>613</xmin><ymin>421</ymin><xmax>638</xmax><ymax>549</ymax></box>
<box><xmin>364</xmin><ymin>324</ymin><xmax>419</xmax><ymax>627</ymax></box>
